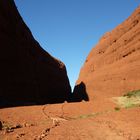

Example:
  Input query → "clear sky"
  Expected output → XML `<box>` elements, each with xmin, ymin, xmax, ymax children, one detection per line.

<box><xmin>15</xmin><ymin>0</ymin><xmax>139</xmax><ymax>89</ymax></box>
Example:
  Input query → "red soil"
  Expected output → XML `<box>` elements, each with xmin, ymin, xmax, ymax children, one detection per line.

<box><xmin>0</xmin><ymin>102</ymin><xmax>140</xmax><ymax>140</ymax></box>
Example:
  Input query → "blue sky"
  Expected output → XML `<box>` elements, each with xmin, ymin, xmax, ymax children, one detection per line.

<box><xmin>15</xmin><ymin>0</ymin><xmax>139</xmax><ymax>89</ymax></box>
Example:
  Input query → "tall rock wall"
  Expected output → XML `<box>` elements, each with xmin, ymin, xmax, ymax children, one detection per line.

<box><xmin>75</xmin><ymin>7</ymin><xmax>140</xmax><ymax>100</ymax></box>
<box><xmin>0</xmin><ymin>0</ymin><xmax>71</xmax><ymax>107</ymax></box>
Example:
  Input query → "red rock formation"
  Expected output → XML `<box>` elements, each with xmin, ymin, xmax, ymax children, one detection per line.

<box><xmin>0</xmin><ymin>0</ymin><xmax>71</xmax><ymax>107</ymax></box>
<box><xmin>75</xmin><ymin>6</ymin><xmax>140</xmax><ymax>100</ymax></box>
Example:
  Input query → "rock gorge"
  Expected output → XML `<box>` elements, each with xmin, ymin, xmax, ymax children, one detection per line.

<box><xmin>75</xmin><ymin>6</ymin><xmax>140</xmax><ymax>100</ymax></box>
<box><xmin>0</xmin><ymin>0</ymin><xmax>71</xmax><ymax>107</ymax></box>
<box><xmin>1</xmin><ymin>0</ymin><xmax>140</xmax><ymax>108</ymax></box>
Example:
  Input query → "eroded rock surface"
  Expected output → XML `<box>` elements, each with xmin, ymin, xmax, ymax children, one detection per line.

<box><xmin>75</xmin><ymin>6</ymin><xmax>140</xmax><ymax>100</ymax></box>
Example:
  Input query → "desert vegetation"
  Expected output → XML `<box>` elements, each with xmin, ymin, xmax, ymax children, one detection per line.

<box><xmin>113</xmin><ymin>90</ymin><xmax>140</xmax><ymax>108</ymax></box>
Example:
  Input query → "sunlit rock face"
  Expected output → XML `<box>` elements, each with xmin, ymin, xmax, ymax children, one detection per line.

<box><xmin>75</xmin><ymin>6</ymin><xmax>140</xmax><ymax>100</ymax></box>
<box><xmin>0</xmin><ymin>0</ymin><xmax>71</xmax><ymax>107</ymax></box>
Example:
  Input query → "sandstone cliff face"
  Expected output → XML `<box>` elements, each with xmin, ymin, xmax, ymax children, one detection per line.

<box><xmin>75</xmin><ymin>6</ymin><xmax>140</xmax><ymax>100</ymax></box>
<box><xmin>0</xmin><ymin>0</ymin><xmax>71</xmax><ymax>107</ymax></box>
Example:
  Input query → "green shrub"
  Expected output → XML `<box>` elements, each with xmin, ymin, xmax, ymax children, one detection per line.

<box><xmin>123</xmin><ymin>90</ymin><xmax>140</xmax><ymax>98</ymax></box>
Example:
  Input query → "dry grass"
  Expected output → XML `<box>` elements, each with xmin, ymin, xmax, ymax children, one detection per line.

<box><xmin>113</xmin><ymin>90</ymin><xmax>140</xmax><ymax>108</ymax></box>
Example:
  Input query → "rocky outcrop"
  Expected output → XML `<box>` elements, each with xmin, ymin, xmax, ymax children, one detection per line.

<box><xmin>75</xmin><ymin>6</ymin><xmax>140</xmax><ymax>100</ymax></box>
<box><xmin>0</xmin><ymin>0</ymin><xmax>71</xmax><ymax>107</ymax></box>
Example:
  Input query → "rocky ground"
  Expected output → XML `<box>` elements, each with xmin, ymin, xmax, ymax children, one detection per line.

<box><xmin>0</xmin><ymin>99</ymin><xmax>140</xmax><ymax>140</ymax></box>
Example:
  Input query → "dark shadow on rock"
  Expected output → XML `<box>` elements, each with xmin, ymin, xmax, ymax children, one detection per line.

<box><xmin>68</xmin><ymin>82</ymin><xmax>89</xmax><ymax>102</ymax></box>
<box><xmin>0</xmin><ymin>82</ymin><xmax>72</xmax><ymax>108</ymax></box>
<box><xmin>0</xmin><ymin>0</ymin><xmax>88</xmax><ymax>109</ymax></box>
<box><xmin>0</xmin><ymin>0</ymin><xmax>72</xmax><ymax>109</ymax></box>
<box><xmin>0</xmin><ymin>82</ymin><xmax>89</xmax><ymax>108</ymax></box>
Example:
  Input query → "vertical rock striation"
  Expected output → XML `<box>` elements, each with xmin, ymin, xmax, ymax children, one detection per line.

<box><xmin>75</xmin><ymin>6</ymin><xmax>140</xmax><ymax>100</ymax></box>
